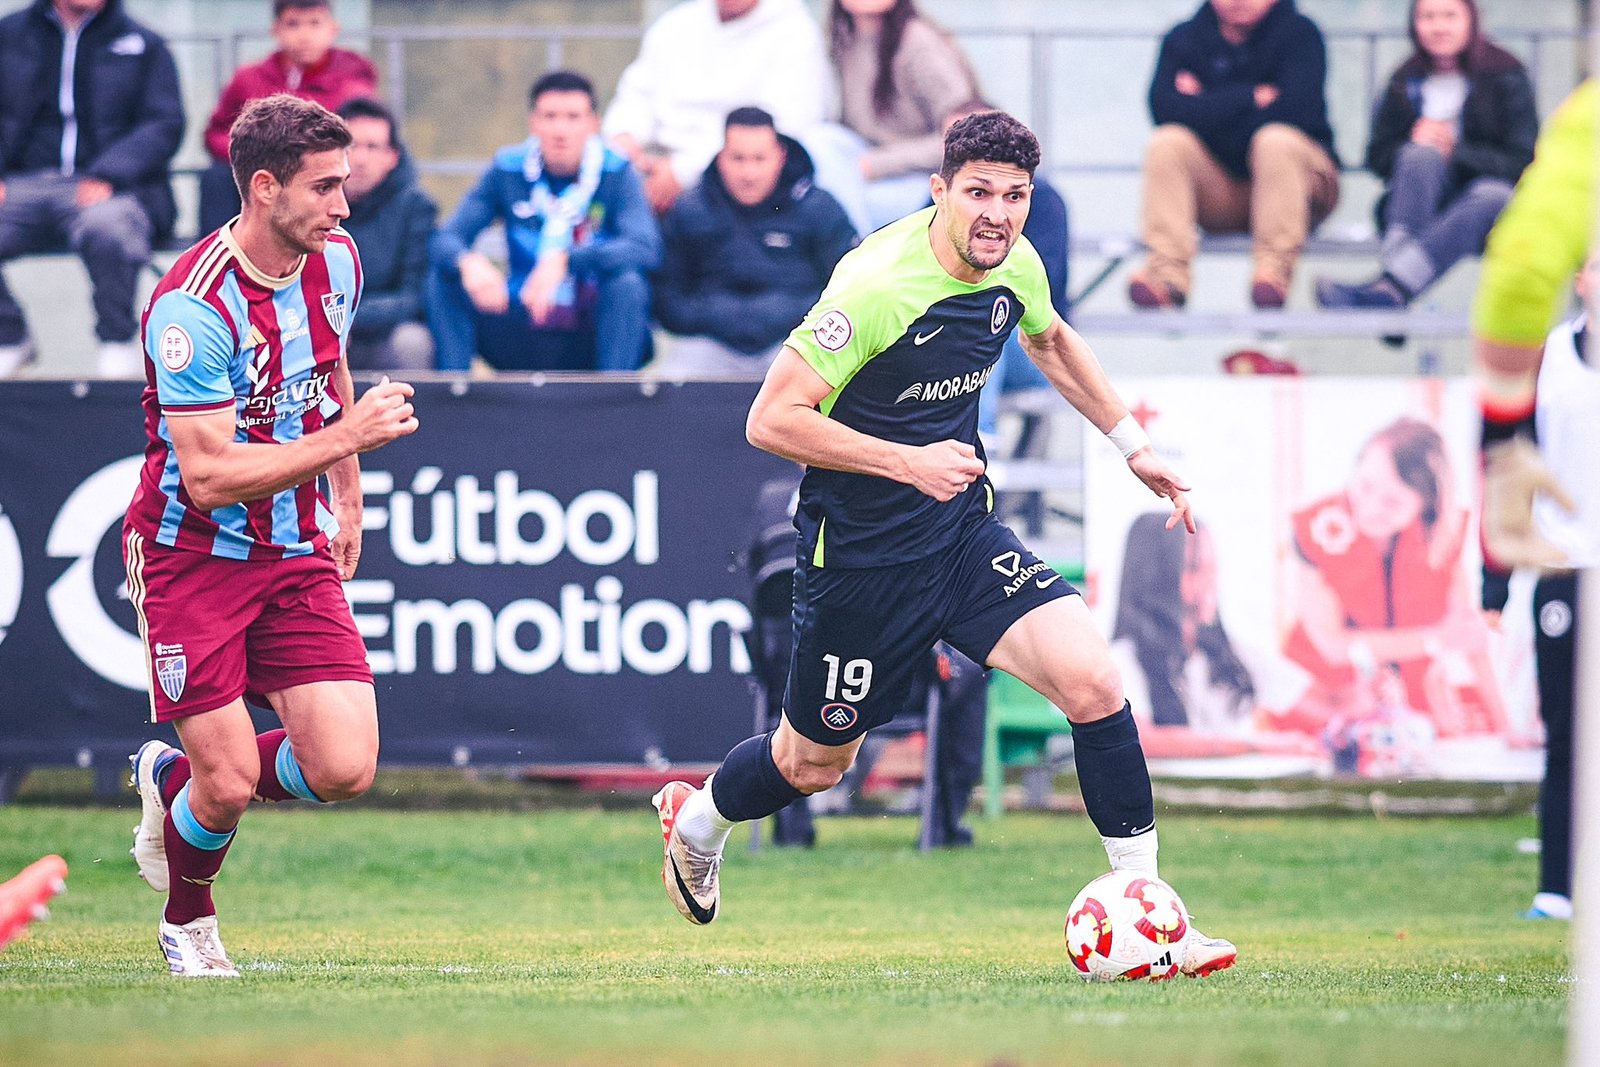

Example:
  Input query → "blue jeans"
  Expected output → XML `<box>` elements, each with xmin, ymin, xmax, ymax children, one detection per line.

<box><xmin>427</xmin><ymin>264</ymin><xmax>650</xmax><ymax>372</ymax></box>
<box><xmin>1380</xmin><ymin>143</ymin><xmax>1513</xmax><ymax>296</ymax></box>
<box><xmin>798</xmin><ymin>123</ymin><xmax>930</xmax><ymax>237</ymax></box>
<box><xmin>978</xmin><ymin>331</ymin><xmax>1052</xmax><ymax>437</ymax></box>
<box><xmin>0</xmin><ymin>171</ymin><xmax>153</xmax><ymax>344</ymax></box>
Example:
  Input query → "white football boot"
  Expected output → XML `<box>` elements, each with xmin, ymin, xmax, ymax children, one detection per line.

<box><xmin>653</xmin><ymin>780</ymin><xmax>721</xmax><ymax>925</ymax></box>
<box><xmin>158</xmin><ymin>915</ymin><xmax>239</xmax><ymax>978</ymax></box>
<box><xmin>129</xmin><ymin>740</ymin><xmax>178</xmax><ymax>892</ymax></box>
<box><xmin>1179</xmin><ymin>920</ymin><xmax>1237</xmax><ymax>978</ymax></box>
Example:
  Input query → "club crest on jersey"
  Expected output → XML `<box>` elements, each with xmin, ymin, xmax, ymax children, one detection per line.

<box><xmin>820</xmin><ymin>702</ymin><xmax>859</xmax><ymax>731</ymax></box>
<box><xmin>321</xmin><ymin>291</ymin><xmax>348</xmax><ymax>334</ymax></box>
<box><xmin>153</xmin><ymin>642</ymin><xmax>186</xmax><ymax>703</ymax></box>
<box><xmin>990</xmin><ymin>295</ymin><xmax>1011</xmax><ymax>334</ymax></box>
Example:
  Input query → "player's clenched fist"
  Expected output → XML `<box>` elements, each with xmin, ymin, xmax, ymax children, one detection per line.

<box><xmin>905</xmin><ymin>439</ymin><xmax>986</xmax><ymax>502</ymax></box>
<box><xmin>345</xmin><ymin>375</ymin><xmax>420</xmax><ymax>452</ymax></box>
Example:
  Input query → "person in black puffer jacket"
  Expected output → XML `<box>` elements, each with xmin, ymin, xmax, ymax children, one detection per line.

<box><xmin>336</xmin><ymin>98</ymin><xmax>438</xmax><ymax>371</ymax></box>
<box><xmin>1317</xmin><ymin>0</ymin><xmax>1538</xmax><ymax>310</ymax></box>
<box><xmin>652</xmin><ymin>106</ymin><xmax>858</xmax><ymax>377</ymax></box>
<box><xmin>0</xmin><ymin>0</ymin><xmax>183</xmax><ymax>377</ymax></box>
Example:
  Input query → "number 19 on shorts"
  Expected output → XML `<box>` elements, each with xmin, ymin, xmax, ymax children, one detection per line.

<box><xmin>822</xmin><ymin>654</ymin><xmax>874</xmax><ymax>701</ymax></box>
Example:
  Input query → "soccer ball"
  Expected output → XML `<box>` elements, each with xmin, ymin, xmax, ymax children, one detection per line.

<box><xmin>1064</xmin><ymin>869</ymin><xmax>1189</xmax><ymax>981</ymax></box>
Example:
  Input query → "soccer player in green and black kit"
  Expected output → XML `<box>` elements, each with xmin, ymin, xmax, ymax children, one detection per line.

<box><xmin>652</xmin><ymin>110</ymin><xmax>1235</xmax><ymax>976</ymax></box>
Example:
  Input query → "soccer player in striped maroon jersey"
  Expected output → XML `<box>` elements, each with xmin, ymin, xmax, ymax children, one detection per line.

<box><xmin>123</xmin><ymin>94</ymin><xmax>418</xmax><ymax>977</ymax></box>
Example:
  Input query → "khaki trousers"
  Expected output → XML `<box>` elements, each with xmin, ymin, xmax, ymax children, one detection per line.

<box><xmin>1138</xmin><ymin>122</ymin><xmax>1340</xmax><ymax>294</ymax></box>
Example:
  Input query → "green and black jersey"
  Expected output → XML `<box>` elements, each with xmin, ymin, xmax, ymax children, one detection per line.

<box><xmin>784</xmin><ymin>207</ymin><xmax>1055</xmax><ymax>568</ymax></box>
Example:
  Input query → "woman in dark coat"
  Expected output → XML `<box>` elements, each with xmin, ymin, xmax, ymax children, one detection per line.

<box><xmin>1317</xmin><ymin>0</ymin><xmax>1537</xmax><ymax>309</ymax></box>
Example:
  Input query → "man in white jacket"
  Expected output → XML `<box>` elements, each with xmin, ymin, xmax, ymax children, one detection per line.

<box><xmin>604</xmin><ymin>0</ymin><xmax>835</xmax><ymax>213</ymax></box>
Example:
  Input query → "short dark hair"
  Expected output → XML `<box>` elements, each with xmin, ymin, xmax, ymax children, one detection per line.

<box><xmin>230</xmin><ymin>94</ymin><xmax>352</xmax><ymax>202</ymax></box>
<box><xmin>336</xmin><ymin>96</ymin><xmax>398</xmax><ymax>148</ymax></box>
<box><xmin>725</xmin><ymin>106</ymin><xmax>776</xmax><ymax>132</ymax></box>
<box><xmin>273</xmin><ymin>0</ymin><xmax>331</xmax><ymax>17</ymax></box>
<box><xmin>529</xmin><ymin>70</ymin><xmax>597</xmax><ymax>112</ymax></box>
<box><xmin>939</xmin><ymin>110</ymin><xmax>1040</xmax><ymax>183</ymax></box>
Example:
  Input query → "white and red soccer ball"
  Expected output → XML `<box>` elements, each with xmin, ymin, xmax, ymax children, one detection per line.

<box><xmin>1064</xmin><ymin>870</ymin><xmax>1189</xmax><ymax>981</ymax></box>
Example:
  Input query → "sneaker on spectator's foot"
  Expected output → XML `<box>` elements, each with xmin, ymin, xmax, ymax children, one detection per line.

<box><xmin>1250</xmin><ymin>277</ymin><xmax>1288</xmax><ymax>310</ymax></box>
<box><xmin>652</xmin><ymin>781</ymin><xmax>721</xmax><ymax>925</ymax></box>
<box><xmin>0</xmin><ymin>340</ymin><xmax>35</xmax><ymax>378</ymax></box>
<box><xmin>1127</xmin><ymin>271</ymin><xmax>1187</xmax><ymax>310</ymax></box>
<box><xmin>158</xmin><ymin>915</ymin><xmax>239</xmax><ymax>977</ymax></box>
<box><xmin>129</xmin><ymin>741</ymin><xmax>179</xmax><ymax>893</ymax></box>
<box><xmin>97</xmin><ymin>340</ymin><xmax>142</xmax><ymax>378</ymax></box>
<box><xmin>1221</xmin><ymin>349</ymin><xmax>1300</xmax><ymax>376</ymax></box>
<box><xmin>1314</xmin><ymin>276</ymin><xmax>1406</xmax><ymax>310</ymax></box>
<box><xmin>1180</xmin><ymin>923</ymin><xmax>1237</xmax><ymax>978</ymax></box>
<box><xmin>0</xmin><ymin>854</ymin><xmax>68</xmax><ymax>950</ymax></box>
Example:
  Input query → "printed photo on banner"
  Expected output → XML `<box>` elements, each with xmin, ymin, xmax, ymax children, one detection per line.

<box><xmin>1084</xmin><ymin>377</ymin><xmax>1541</xmax><ymax>781</ymax></box>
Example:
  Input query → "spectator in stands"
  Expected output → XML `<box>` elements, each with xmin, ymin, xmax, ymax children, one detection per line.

<box><xmin>1127</xmin><ymin>0</ymin><xmax>1339</xmax><ymax>311</ymax></box>
<box><xmin>1316</xmin><ymin>0</ymin><xmax>1536</xmax><ymax>310</ymax></box>
<box><xmin>427</xmin><ymin>71</ymin><xmax>660</xmax><ymax>373</ymax></box>
<box><xmin>603</xmin><ymin>0</ymin><xmax>835</xmax><ymax>215</ymax></box>
<box><xmin>652</xmin><ymin>107</ymin><xmax>856</xmax><ymax>377</ymax></box>
<box><xmin>199</xmin><ymin>0</ymin><xmax>377</xmax><ymax>234</ymax></box>
<box><xmin>0</xmin><ymin>0</ymin><xmax>183</xmax><ymax>378</ymax></box>
<box><xmin>820</xmin><ymin>0</ymin><xmax>978</xmax><ymax>235</ymax></box>
<box><xmin>336</xmin><ymin>98</ymin><xmax>436</xmax><ymax>371</ymax></box>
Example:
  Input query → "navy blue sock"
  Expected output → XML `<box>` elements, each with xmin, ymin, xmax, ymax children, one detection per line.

<box><xmin>710</xmin><ymin>731</ymin><xmax>805</xmax><ymax>823</ymax></box>
<box><xmin>1071</xmin><ymin>702</ymin><xmax>1155</xmax><ymax>837</ymax></box>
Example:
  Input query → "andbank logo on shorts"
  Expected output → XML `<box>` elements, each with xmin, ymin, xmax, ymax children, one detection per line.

<box><xmin>894</xmin><ymin>363</ymin><xmax>994</xmax><ymax>404</ymax></box>
<box><xmin>821</xmin><ymin>702</ymin><xmax>859</xmax><ymax>731</ymax></box>
<box><xmin>991</xmin><ymin>550</ymin><xmax>1050</xmax><ymax>598</ymax></box>
<box><xmin>153</xmin><ymin>642</ymin><xmax>187</xmax><ymax>703</ymax></box>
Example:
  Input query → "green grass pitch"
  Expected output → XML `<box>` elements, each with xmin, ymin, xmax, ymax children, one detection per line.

<box><xmin>0</xmin><ymin>800</ymin><xmax>1568</xmax><ymax>1066</ymax></box>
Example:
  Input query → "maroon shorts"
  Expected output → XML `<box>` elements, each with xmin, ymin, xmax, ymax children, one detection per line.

<box><xmin>123</xmin><ymin>527</ymin><xmax>373</xmax><ymax>723</ymax></box>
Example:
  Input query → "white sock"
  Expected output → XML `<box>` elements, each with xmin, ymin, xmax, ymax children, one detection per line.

<box><xmin>1102</xmin><ymin>829</ymin><xmax>1160</xmax><ymax>878</ymax></box>
<box><xmin>674</xmin><ymin>776</ymin><xmax>736</xmax><ymax>852</ymax></box>
<box><xmin>1532</xmin><ymin>892</ymin><xmax>1573</xmax><ymax>919</ymax></box>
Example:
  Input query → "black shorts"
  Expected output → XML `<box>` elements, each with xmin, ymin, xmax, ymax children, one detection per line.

<box><xmin>783</xmin><ymin>513</ymin><xmax>1077</xmax><ymax>745</ymax></box>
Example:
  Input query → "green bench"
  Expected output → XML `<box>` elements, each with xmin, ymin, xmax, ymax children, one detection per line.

<box><xmin>980</xmin><ymin>563</ymin><xmax>1084</xmax><ymax>818</ymax></box>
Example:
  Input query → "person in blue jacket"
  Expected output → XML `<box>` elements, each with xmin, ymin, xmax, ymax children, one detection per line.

<box><xmin>427</xmin><ymin>70</ymin><xmax>661</xmax><ymax>372</ymax></box>
<box><xmin>652</xmin><ymin>106</ymin><xmax>858</xmax><ymax>376</ymax></box>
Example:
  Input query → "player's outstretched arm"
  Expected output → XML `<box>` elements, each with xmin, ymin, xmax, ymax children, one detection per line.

<box><xmin>747</xmin><ymin>346</ymin><xmax>985</xmax><ymax>502</ymax></box>
<box><xmin>1021</xmin><ymin>315</ymin><xmax>1195</xmax><ymax>531</ymax></box>
<box><xmin>168</xmin><ymin>377</ymin><xmax>418</xmax><ymax>512</ymax></box>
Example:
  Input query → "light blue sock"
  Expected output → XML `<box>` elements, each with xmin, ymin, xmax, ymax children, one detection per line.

<box><xmin>275</xmin><ymin>740</ymin><xmax>326</xmax><ymax>803</ymax></box>
<box><xmin>170</xmin><ymin>783</ymin><xmax>235</xmax><ymax>850</ymax></box>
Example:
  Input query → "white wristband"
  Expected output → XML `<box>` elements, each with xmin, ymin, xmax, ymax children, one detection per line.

<box><xmin>1107</xmin><ymin>414</ymin><xmax>1150</xmax><ymax>459</ymax></box>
